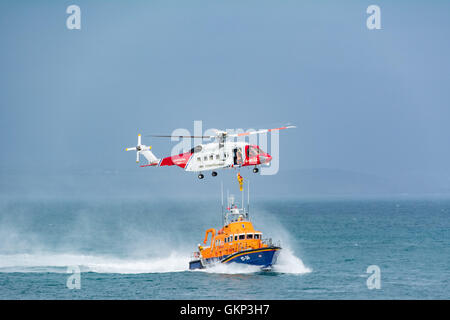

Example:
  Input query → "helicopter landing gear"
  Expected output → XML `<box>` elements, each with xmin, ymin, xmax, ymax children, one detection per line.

<box><xmin>253</xmin><ymin>167</ymin><xmax>259</xmax><ymax>173</ymax></box>
<box><xmin>198</xmin><ymin>173</ymin><xmax>204</xmax><ymax>179</ymax></box>
<box><xmin>212</xmin><ymin>171</ymin><xmax>217</xmax><ymax>177</ymax></box>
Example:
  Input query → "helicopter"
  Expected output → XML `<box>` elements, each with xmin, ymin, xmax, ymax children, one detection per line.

<box><xmin>125</xmin><ymin>126</ymin><xmax>295</xmax><ymax>179</ymax></box>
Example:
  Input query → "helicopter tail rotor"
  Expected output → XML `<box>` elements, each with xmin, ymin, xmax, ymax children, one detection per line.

<box><xmin>126</xmin><ymin>134</ymin><xmax>159</xmax><ymax>164</ymax></box>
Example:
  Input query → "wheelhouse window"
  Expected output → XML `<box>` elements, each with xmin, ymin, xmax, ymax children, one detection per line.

<box><xmin>254</xmin><ymin>234</ymin><xmax>260</xmax><ymax>240</ymax></box>
<box><xmin>234</xmin><ymin>235</ymin><xmax>238</xmax><ymax>241</ymax></box>
<box><xmin>247</xmin><ymin>234</ymin><xmax>253</xmax><ymax>240</ymax></box>
<box><xmin>239</xmin><ymin>234</ymin><xmax>245</xmax><ymax>240</ymax></box>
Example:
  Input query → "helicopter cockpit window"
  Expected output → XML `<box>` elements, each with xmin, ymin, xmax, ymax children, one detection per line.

<box><xmin>247</xmin><ymin>146</ymin><xmax>261</xmax><ymax>158</ymax></box>
<box><xmin>190</xmin><ymin>145</ymin><xmax>202</xmax><ymax>153</ymax></box>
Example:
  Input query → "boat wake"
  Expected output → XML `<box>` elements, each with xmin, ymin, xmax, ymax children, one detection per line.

<box><xmin>272</xmin><ymin>248</ymin><xmax>312</xmax><ymax>274</ymax></box>
<box><xmin>0</xmin><ymin>249</ymin><xmax>311</xmax><ymax>275</ymax></box>
<box><xmin>193</xmin><ymin>248</ymin><xmax>311</xmax><ymax>275</ymax></box>
<box><xmin>0</xmin><ymin>252</ymin><xmax>190</xmax><ymax>274</ymax></box>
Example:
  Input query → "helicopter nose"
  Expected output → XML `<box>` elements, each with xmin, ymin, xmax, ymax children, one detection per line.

<box><xmin>260</xmin><ymin>154</ymin><xmax>272</xmax><ymax>164</ymax></box>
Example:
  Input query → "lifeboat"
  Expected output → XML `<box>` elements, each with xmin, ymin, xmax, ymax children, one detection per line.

<box><xmin>189</xmin><ymin>194</ymin><xmax>281</xmax><ymax>270</ymax></box>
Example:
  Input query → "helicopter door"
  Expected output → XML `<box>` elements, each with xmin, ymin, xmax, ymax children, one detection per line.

<box><xmin>233</xmin><ymin>147</ymin><xmax>244</xmax><ymax>166</ymax></box>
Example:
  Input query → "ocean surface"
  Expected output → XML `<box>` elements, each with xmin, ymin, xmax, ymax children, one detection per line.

<box><xmin>0</xmin><ymin>196</ymin><xmax>448</xmax><ymax>299</ymax></box>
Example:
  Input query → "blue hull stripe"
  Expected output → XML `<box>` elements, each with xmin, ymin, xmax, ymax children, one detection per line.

<box><xmin>189</xmin><ymin>247</ymin><xmax>281</xmax><ymax>270</ymax></box>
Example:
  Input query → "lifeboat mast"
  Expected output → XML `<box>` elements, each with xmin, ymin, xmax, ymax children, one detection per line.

<box><xmin>221</xmin><ymin>179</ymin><xmax>250</xmax><ymax>227</ymax></box>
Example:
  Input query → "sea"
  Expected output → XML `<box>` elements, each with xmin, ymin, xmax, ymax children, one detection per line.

<box><xmin>0</xmin><ymin>196</ymin><xmax>448</xmax><ymax>299</ymax></box>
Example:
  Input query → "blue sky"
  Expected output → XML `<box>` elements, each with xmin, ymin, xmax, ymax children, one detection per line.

<box><xmin>1</xmin><ymin>1</ymin><xmax>449</xmax><ymax>197</ymax></box>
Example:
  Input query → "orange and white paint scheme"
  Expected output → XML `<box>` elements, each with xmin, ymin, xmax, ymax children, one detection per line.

<box><xmin>189</xmin><ymin>195</ymin><xmax>281</xmax><ymax>270</ymax></box>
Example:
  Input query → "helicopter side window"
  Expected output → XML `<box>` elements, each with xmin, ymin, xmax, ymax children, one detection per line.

<box><xmin>216</xmin><ymin>154</ymin><xmax>220</xmax><ymax>160</ymax></box>
<box><xmin>190</xmin><ymin>145</ymin><xmax>203</xmax><ymax>153</ymax></box>
<box><xmin>204</xmin><ymin>156</ymin><xmax>208</xmax><ymax>161</ymax></box>
<box><xmin>209</xmin><ymin>154</ymin><xmax>214</xmax><ymax>160</ymax></box>
<box><xmin>234</xmin><ymin>148</ymin><xmax>243</xmax><ymax>165</ymax></box>
<box><xmin>197</xmin><ymin>157</ymin><xmax>201</xmax><ymax>162</ymax></box>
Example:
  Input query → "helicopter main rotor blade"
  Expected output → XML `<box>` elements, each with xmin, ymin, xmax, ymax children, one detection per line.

<box><xmin>227</xmin><ymin>125</ymin><xmax>296</xmax><ymax>137</ymax></box>
<box><xmin>145</xmin><ymin>134</ymin><xmax>214</xmax><ymax>139</ymax></box>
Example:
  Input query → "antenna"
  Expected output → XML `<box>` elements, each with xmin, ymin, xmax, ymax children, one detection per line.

<box><xmin>247</xmin><ymin>179</ymin><xmax>250</xmax><ymax>215</ymax></box>
<box><xmin>226</xmin><ymin>189</ymin><xmax>229</xmax><ymax>226</ymax></box>
<box><xmin>221</xmin><ymin>180</ymin><xmax>224</xmax><ymax>226</ymax></box>
<box><xmin>242</xmin><ymin>180</ymin><xmax>244</xmax><ymax>210</ymax></box>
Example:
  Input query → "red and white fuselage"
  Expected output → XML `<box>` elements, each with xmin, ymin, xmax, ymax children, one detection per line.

<box><xmin>126</xmin><ymin>126</ymin><xmax>294</xmax><ymax>177</ymax></box>
<box><xmin>140</xmin><ymin>141</ymin><xmax>272</xmax><ymax>172</ymax></box>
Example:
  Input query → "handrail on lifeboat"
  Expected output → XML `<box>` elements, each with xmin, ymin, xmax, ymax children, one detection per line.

<box><xmin>203</xmin><ymin>228</ymin><xmax>216</xmax><ymax>245</ymax></box>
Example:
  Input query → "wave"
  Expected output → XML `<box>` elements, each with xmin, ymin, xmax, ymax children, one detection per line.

<box><xmin>194</xmin><ymin>262</ymin><xmax>262</xmax><ymax>274</ymax></box>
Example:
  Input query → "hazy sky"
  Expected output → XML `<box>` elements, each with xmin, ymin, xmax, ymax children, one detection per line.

<box><xmin>1</xmin><ymin>1</ymin><xmax>449</xmax><ymax>197</ymax></box>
